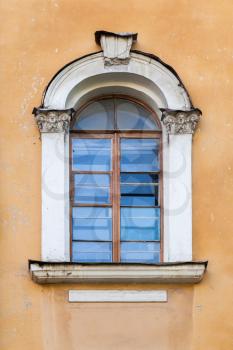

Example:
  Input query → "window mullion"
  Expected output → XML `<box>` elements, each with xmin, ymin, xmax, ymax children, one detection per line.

<box><xmin>112</xmin><ymin>133</ymin><xmax>120</xmax><ymax>262</ymax></box>
<box><xmin>112</xmin><ymin>98</ymin><xmax>119</xmax><ymax>262</ymax></box>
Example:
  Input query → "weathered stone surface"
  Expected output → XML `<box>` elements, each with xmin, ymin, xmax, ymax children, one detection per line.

<box><xmin>29</xmin><ymin>261</ymin><xmax>207</xmax><ymax>284</ymax></box>
<box><xmin>95</xmin><ymin>31</ymin><xmax>137</xmax><ymax>65</ymax></box>
<box><xmin>33</xmin><ymin>108</ymin><xmax>75</xmax><ymax>133</ymax></box>
<box><xmin>161</xmin><ymin>108</ymin><xmax>202</xmax><ymax>134</ymax></box>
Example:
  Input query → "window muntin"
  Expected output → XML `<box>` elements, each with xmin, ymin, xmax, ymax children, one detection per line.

<box><xmin>70</xmin><ymin>97</ymin><xmax>162</xmax><ymax>263</ymax></box>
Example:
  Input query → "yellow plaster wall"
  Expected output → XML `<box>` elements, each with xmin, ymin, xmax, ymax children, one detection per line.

<box><xmin>0</xmin><ymin>1</ymin><xmax>233</xmax><ymax>349</ymax></box>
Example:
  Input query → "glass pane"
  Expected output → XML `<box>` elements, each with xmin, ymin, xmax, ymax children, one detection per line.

<box><xmin>121</xmin><ymin>173</ymin><xmax>159</xmax><ymax>206</ymax></box>
<box><xmin>72</xmin><ymin>242</ymin><xmax>112</xmax><ymax>262</ymax></box>
<box><xmin>72</xmin><ymin>207</ymin><xmax>112</xmax><ymax>241</ymax></box>
<box><xmin>72</xmin><ymin>99</ymin><xmax>114</xmax><ymax>130</ymax></box>
<box><xmin>121</xmin><ymin>207</ymin><xmax>160</xmax><ymax>241</ymax></box>
<box><xmin>120</xmin><ymin>138</ymin><xmax>160</xmax><ymax>172</ymax></box>
<box><xmin>72</xmin><ymin>138</ymin><xmax>112</xmax><ymax>171</ymax></box>
<box><xmin>116</xmin><ymin>99</ymin><xmax>160</xmax><ymax>130</ymax></box>
<box><xmin>121</xmin><ymin>242</ymin><xmax>160</xmax><ymax>263</ymax></box>
<box><xmin>74</xmin><ymin>174</ymin><xmax>110</xmax><ymax>204</ymax></box>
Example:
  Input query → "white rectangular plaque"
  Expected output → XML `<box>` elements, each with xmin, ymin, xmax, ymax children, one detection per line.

<box><xmin>68</xmin><ymin>290</ymin><xmax>167</xmax><ymax>303</ymax></box>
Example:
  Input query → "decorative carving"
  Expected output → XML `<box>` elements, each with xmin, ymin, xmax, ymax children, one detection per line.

<box><xmin>161</xmin><ymin>108</ymin><xmax>202</xmax><ymax>134</ymax></box>
<box><xmin>33</xmin><ymin>108</ymin><xmax>75</xmax><ymax>133</ymax></box>
<box><xmin>95</xmin><ymin>31</ymin><xmax>137</xmax><ymax>66</ymax></box>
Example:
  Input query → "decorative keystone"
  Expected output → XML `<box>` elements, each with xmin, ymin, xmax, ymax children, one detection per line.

<box><xmin>95</xmin><ymin>31</ymin><xmax>137</xmax><ymax>66</ymax></box>
<box><xmin>33</xmin><ymin>108</ymin><xmax>75</xmax><ymax>133</ymax></box>
<box><xmin>160</xmin><ymin>108</ymin><xmax>202</xmax><ymax>134</ymax></box>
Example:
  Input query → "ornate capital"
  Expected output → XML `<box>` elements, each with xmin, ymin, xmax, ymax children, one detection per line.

<box><xmin>33</xmin><ymin>108</ymin><xmax>75</xmax><ymax>133</ymax></box>
<box><xmin>95</xmin><ymin>31</ymin><xmax>137</xmax><ymax>66</ymax></box>
<box><xmin>161</xmin><ymin>108</ymin><xmax>202</xmax><ymax>134</ymax></box>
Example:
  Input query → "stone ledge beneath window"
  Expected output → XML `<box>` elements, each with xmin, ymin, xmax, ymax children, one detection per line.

<box><xmin>29</xmin><ymin>260</ymin><xmax>207</xmax><ymax>284</ymax></box>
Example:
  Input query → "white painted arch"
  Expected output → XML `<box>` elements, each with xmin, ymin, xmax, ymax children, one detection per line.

<box><xmin>41</xmin><ymin>51</ymin><xmax>193</xmax><ymax>263</ymax></box>
<box><xmin>44</xmin><ymin>51</ymin><xmax>191</xmax><ymax>112</ymax></box>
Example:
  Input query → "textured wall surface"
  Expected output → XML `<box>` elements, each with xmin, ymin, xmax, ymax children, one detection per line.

<box><xmin>0</xmin><ymin>1</ymin><xmax>233</xmax><ymax>349</ymax></box>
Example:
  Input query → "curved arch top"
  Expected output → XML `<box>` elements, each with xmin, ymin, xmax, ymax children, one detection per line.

<box><xmin>71</xmin><ymin>95</ymin><xmax>162</xmax><ymax>131</ymax></box>
<box><xmin>42</xmin><ymin>51</ymin><xmax>192</xmax><ymax>112</ymax></box>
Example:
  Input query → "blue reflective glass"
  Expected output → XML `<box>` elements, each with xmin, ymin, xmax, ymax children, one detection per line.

<box><xmin>121</xmin><ymin>207</ymin><xmax>160</xmax><ymax>241</ymax></box>
<box><xmin>72</xmin><ymin>242</ymin><xmax>112</xmax><ymax>262</ymax></box>
<box><xmin>72</xmin><ymin>99</ymin><xmax>115</xmax><ymax>131</ymax></box>
<box><xmin>72</xmin><ymin>207</ymin><xmax>112</xmax><ymax>241</ymax></box>
<box><xmin>74</xmin><ymin>174</ymin><xmax>110</xmax><ymax>204</ymax></box>
<box><xmin>120</xmin><ymin>138</ymin><xmax>159</xmax><ymax>172</ymax></box>
<box><xmin>116</xmin><ymin>99</ymin><xmax>160</xmax><ymax>130</ymax></box>
<box><xmin>120</xmin><ymin>173</ymin><xmax>159</xmax><ymax>206</ymax></box>
<box><xmin>121</xmin><ymin>242</ymin><xmax>160</xmax><ymax>263</ymax></box>
<box><xmin>72</xmin><ymin>139</ymin><xmax>112</xmax><ymax>171</ymax></box>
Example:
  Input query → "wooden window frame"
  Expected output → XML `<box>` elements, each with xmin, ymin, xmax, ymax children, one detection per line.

<box><xmin>69</xmin><ymin>96</ymin><xmax>163</xmax><ymax>263</ymax></box>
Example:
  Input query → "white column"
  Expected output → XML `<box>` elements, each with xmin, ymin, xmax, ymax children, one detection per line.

<box><xmin>41</xmin><ymin>133</ymin><xmax>70</xmax><ymax>261</ymax></box>
<box><xmin>163</xmin><ymin>134</ymin><xmax>192</xmax><ymax>262</ymax></box>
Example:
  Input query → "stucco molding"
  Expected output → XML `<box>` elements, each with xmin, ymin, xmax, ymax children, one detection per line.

<box><xmin>29</xmin><ymin>261</ymin><xmax>207</xmax><ymax>284</ymax></box>
<box><xmin>95</xmin><ymin>31</ymin><xmax>137</xmax><ymax>66</ymax></box>
<box><xmin>33</xmin><ymin>108</ymin><xmax>75</xmax><ymax>133</ymax></box>
<box><xmin>161</xmin><ymin>108</ymin><xmax>202</xmax><ymax>134</ymax></box>
<box><xmin>43</xmin><ymin>51</ymin><xmax>192</xmax><ymax>110</ymax></box>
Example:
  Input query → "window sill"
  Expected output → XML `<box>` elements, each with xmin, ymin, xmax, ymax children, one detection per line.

<box><xmin>29</xmin><ymin>260</ymin><xmax>207</xmax><ymax>284</ymax></box>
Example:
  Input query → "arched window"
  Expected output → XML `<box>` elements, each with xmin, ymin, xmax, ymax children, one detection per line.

<box><xmin>31</xmin><ymin>43</ymin><xmax>207</xmax><ymax>285</ymax></box>
<box><xmin>70</xmin><ymin>96</ymin><xmax>162</xmax><ymax>263</ymax></box>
